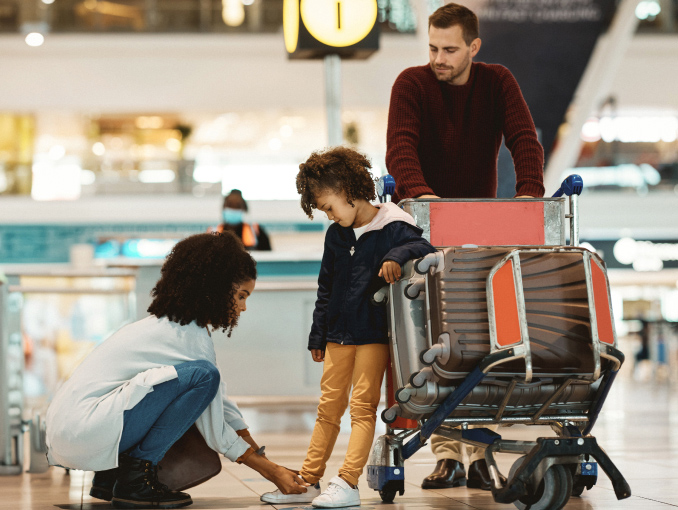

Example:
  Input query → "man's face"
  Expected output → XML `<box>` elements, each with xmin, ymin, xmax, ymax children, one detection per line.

<box><xmin>428</xmin><ymin>24</ymin><xmax>480</xmax><ymax>85</ymax></box>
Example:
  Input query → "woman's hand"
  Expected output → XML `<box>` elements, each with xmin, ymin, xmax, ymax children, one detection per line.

<box><xmin>267</xmin><ymin>465</ymin><xmax>309</xmax><ymax>494</ymax></box>
<box><xmin>243</xmin><ymin>453</ymin><xmax>309</xmax><ymax>494</ymax></box>
<box><xmin>379</xmin><ymin>260</ymin><xmax>402</xmax><ymax>284</ymax></box>
<box><xmin>311</xmin><ymin>349</ymin><xmax>325</xmax><ymax>362</ymax></box>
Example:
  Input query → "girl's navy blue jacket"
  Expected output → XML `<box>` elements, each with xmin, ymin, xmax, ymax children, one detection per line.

<box><xmin>308</xmin><ymin>203</ymin><xmax>436</xmax><ymax>351</ymax></box>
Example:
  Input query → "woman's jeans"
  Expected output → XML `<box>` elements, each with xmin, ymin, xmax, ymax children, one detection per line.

<box><xmin>118</xmin><ymin>360</ymin><xmax>220</xmax><ymax>465</ymax></box>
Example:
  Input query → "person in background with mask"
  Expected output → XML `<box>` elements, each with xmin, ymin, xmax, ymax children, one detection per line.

<box><xmin>212</xmin><ymin>189</ymin><xmax>272</xmax><ymax>251</ymax></box>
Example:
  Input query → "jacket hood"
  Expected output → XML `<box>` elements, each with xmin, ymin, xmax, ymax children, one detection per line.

<box><xmin>364</xmin><ymin>202</ymin><xmax>417</xmax><ymax>234</ymax></box>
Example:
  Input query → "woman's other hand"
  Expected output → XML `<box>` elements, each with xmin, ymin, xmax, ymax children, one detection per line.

<box><xmin>311</xmin><ymin>349</ymin><xmax>325</xmax><ymax>362</ymax></box>
<box><xmin>243</xmin><ymin>453</ymin><xmax>308</xmax><ymax>494</ymax></box>
<box><xmin>269</xmin><ymin>466</ymin><xmax>309</xmax><ymax>494</ymax></box>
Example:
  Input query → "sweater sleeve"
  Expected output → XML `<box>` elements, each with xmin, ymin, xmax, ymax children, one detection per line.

<box><xmin>380</xmin><ymin>223</ymin><xmax>437</xmax><ymax>266</ymax></box>
<box><xmin>386</xmin><ymin>71</ymin><xmax>436</xmax><ymax>199</ymax></box>
<box><xmin>498</xmin><ymin>68</ymin><xmax>546</xmax><ymax>198</ymax></box>
<box><xmin>308</xmin><ymin>229</ymin><xmax>335</xmax><ymax>351</ymax></box>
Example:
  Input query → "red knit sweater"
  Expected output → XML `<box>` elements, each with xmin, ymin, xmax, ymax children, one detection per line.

<box><xmin>386</xmin><ymin>63</ymin><xmax>545</xmax><ymax>202</ymax></box>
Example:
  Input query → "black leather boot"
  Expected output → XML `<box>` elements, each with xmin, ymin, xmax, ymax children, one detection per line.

<box><xmin>90</xmin><ymin>468</ymin><xmax>118</xmax><ymax>501</ymax></box>
<box><xmin>467</xmin><ymin>459</ymin><xmax>507</xmax><ymax>491</ymax></box>
<box><xmin>111</xmin><ymin>454</ymin><xmax>193</xmax><ymax>509</ymax></box>
<box><xmin>421</xmin><ymin>459</ymin><xmax>466</xmax><ymax>489</ymax></box>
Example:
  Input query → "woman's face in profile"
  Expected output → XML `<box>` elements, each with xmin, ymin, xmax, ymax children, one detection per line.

<box><xmin>233</xmin><ymin>279</ymin><xmax>256</xmax><ymax>317</ymax></box>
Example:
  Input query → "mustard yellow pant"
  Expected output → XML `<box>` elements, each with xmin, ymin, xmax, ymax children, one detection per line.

<box><xmin>300</xmin><ymin>342</ymin><xmax>390</xmax><ymax>487</ymax></box>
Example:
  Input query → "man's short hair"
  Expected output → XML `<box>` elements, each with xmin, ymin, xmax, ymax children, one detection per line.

<box><xmin>428</xmin><ymin>3</ymin><xmax>479</xmax><ymax>45</ymax></box>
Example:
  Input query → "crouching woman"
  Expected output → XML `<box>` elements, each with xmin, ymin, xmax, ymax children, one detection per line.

<box><xmin>45</xmin><ymin>231</ymin><xmax>308</xmax><ymax>509</ymax></box>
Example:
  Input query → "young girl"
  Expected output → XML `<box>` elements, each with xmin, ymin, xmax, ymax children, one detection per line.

<box><xmin>261</xmin><ymin>147</ymin><xmax>436</xmax><ymax>508</ymax></box>
<box><xmin>46</xmin><ymin>232</ymin><xmax>308</xmax><ymax>509</ymax></box>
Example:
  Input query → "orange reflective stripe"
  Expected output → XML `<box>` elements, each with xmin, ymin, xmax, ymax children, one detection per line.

<box><xmin>591</xmin><ymin>260</ymin><xmax>615</xmax><ymax>345</ymax></box>
<box><xmin>492</xmin><ymin>260</ymin><xmax>522</xmax><ymax>347</ymax></box>
<box><xmin>242</xmin><ymin>223</ymin><xmax>257</xmax><ymax>247</ymax></box>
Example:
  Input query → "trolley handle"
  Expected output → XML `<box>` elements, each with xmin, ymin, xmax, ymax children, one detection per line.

<box><xmin>377</xmin><ymin>175</ymin><xmax>396</xmax><ymax>203</ymax></box>
<box><xmin>551</xmin><ymin>174</ymin><xmax>584</xmax><ymax>247</ymax></box>
<box><xmin>551</xmin><ymin>174</ymin><xmax>583</xmax><ymax>198</ymax></box>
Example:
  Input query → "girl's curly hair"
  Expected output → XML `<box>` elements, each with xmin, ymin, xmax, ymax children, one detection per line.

<box><xmin>147</xmin><ymin>231</ymin><xmax>257</xmax><ymax>336</ymax></box>
<box><xmin>296</xmin><ymin>146</ymin><xmax>377</xmax><ymax>219</ymax></box>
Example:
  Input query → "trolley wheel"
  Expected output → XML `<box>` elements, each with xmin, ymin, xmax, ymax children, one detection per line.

<box><xmin>509</xmin><ymin>456</ymin><xmax>573</xmax><ymax>510</ymax></box>
<box><xmin>571</xmin><ymin>481</ymin><xmax>585</xmax><ymax>497</ymax></box>
<box><xmin>379</xmin><ymin>489</ymin><xmax>396</xmax><ymax>503</ymax></box>
<box><xmin>571</xmin><ymin>472</ymin><xmax>595</xmax><ymax>497</ymax></box>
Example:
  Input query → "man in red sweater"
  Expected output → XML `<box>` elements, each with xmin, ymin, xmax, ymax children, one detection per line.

<box><xmin>386</xmin><ymin>3</ymin><xmax>545</xmax><ymax>202</ymax></box>
<box><xmin>386</xmin><ymin>2</ymin><xmax>545</xmax><ymax>492</ymax></box>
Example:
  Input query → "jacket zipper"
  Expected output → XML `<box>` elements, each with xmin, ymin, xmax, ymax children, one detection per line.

<box><xmin>342</xmin><ymin>230</ymin><xmax>359</xmax><ymax>344</ymax></box>
<box><xmin>341</xmin><ymin>230</ymin><xmax>375</xmax><ymax>345</ymax></box>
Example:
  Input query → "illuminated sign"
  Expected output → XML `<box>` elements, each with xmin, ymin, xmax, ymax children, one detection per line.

<box><xmin>613</xmin><ymin>237</ymin><xmax>678</xmax><ymax>272</ymax></box>
<box><xmin>581</xmin><ymin>115</ymin><xmax>678</xmax><ymax>143</ymax></box>
<box><xmin>283</xmin><ymin>0</ymin><xmax>380</xmax><ymax>59</ymax></box>
<box><xmin>586</xmin><ymin>238</ymin><xmax>678</xmax><ymax>272</ymax></box>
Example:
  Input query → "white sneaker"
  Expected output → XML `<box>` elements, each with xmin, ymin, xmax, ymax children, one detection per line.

<box><xmin>260</xmin><ymin>483</ymin><xmax>321</xmax><ymax>504</ymax></box>
<box><xmin>312</xmin><ymin>476</ymin><xmax>360</xmax><ymax>508</ymax></box>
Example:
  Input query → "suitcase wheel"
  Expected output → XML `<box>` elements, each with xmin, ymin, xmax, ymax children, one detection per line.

<box><xmin>395</xmin><ymin>387</ymin><xmax>412</xmax><ymax>404</ymax></box>
<box><xmin>381</xmin><ymin>407</ymin><xmax>399</xmax><ymax>424</ymax></box>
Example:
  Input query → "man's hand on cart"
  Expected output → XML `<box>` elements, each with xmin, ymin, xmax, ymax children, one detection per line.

<box><xmin>311</xmin><ymin>349</ymin><xmax>325</xmax><ymax>362</ymax></box>
<box><xmin>417</xmin><ymin>194</ymin><xmax>440</xmax><ymax>199</ymax></box>
<box><xmin>379</xmin><ymin>260</ymin><xmax>402</xmax><ymax>284</ymax></box>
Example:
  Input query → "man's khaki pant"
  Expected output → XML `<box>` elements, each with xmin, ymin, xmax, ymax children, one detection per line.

<box><xmin>431</xmin><ymin>424</ymin><xmax>498</xmax><ymax>465</ymax></box>
<box><xmin>300</xmin><ymin>342</ymin><xmax>390</xmax><ymax>487</ymax></box>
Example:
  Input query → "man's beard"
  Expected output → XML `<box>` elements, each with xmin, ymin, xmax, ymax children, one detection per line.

<box><xmin>431</xmin><ymin>53</ymin><xmax>471</xmax><ymax>83</ymax></box>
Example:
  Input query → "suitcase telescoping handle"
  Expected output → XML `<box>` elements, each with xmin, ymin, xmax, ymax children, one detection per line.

<box><xmin>551</xmin><ymin>174</ymin><xmax>584</xmax><ymax>247</ymax></box>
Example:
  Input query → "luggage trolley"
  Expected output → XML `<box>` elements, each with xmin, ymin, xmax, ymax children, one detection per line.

<box><xmin>367</xmin><ymin>176</ymin><xmax>631</xmax><ymax>509</ymax></box>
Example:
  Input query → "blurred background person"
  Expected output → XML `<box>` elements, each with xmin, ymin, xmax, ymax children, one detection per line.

<box><xmin>211</xmin><ymin>189</ymin><xmax>272</xmax><ymax>251</ymax></box>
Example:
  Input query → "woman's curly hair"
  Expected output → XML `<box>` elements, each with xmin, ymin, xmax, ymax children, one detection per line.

<box><xmin>147</xmin><ymin>231</ymin><xmax>257</xmax><ymax>336</ymax></box>
<box><xmin>296</xmin><ymin>146</ymin><xmax>377</xmax><ymax>219</ymax></box>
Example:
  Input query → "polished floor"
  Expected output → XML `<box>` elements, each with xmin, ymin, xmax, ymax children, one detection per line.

<box><xmin>2</xmin><ymin>378</ymin><xmax>676</xmax><ymax>510</ymax></box>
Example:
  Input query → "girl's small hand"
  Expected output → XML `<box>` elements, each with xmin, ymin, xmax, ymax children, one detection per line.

<box><xmin>311</xmin><ymin>349</ymin><xmax>325</xmax><ymax>362</ymax></box>
<box><xmin>379</xmin><ymin>260</ymin><xmax>402</xmax><ymax>284</ymax></box>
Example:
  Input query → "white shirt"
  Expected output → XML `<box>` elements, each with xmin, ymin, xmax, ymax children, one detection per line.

<box><xmin>353</xmin><ymin>224</ymin><xmax>369</xmax><ymax>240</ymax></box>
<box><xmin>45</xmin><ymin>315</ymin><xmax>250</xmax><ymax>471</ymax></box>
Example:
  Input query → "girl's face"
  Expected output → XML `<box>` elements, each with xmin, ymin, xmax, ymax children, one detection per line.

<box><xmin>233</xmin><ymin>279</ymin><xmax>256</xmax><ymax>317</ymax></box>
<box><xmin>315</xmin><ymin>190</ymin><xmax>358</xmax><ymax>227</ymax></box>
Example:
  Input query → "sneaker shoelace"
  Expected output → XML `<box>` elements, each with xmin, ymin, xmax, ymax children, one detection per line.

<box><xmin>324</xmin><ymin>482</ymin><xmax>346</xmax><ymax>497</ymax></box>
